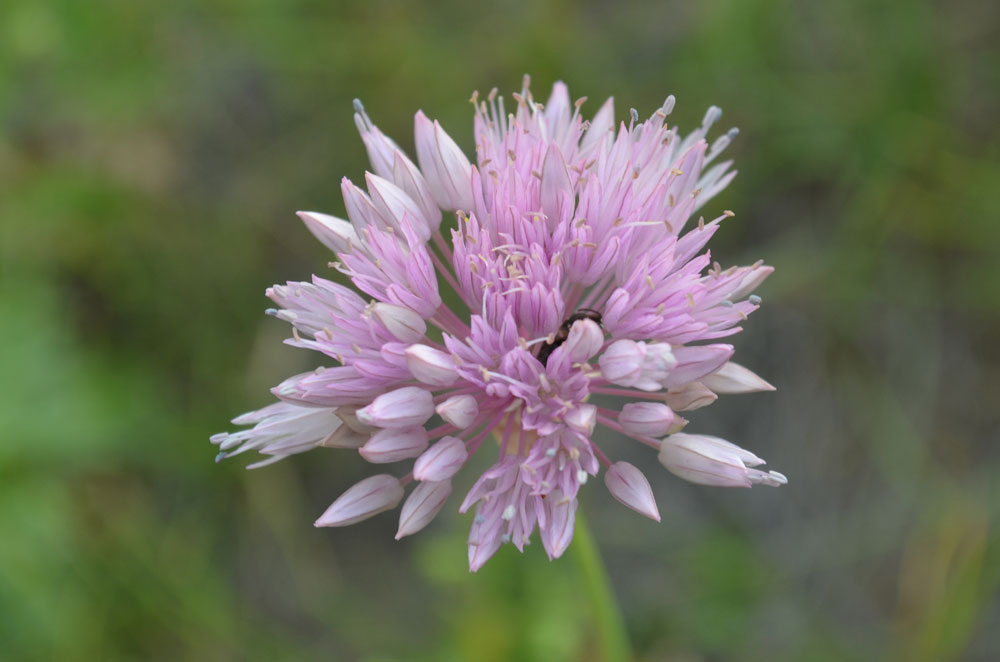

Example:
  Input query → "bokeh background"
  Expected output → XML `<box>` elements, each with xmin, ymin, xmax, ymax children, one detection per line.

<box><xmin>2</xmin><ymin>0</ymin><xmax>998</xmax><ymax>660</ymax></box>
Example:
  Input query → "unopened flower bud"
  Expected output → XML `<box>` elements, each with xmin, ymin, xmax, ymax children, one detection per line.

<box><xmin>414</xmin><ymin>436</ymin><xmax>468</xmax><ymax>481</ymax></box>
<box><xmin>360</xmin><ymin>427</ymin><xmax>429</xmax><ymax>463</ymax></box>
<box><xmin>563</xmin><ymin>319</ymin><xmax>604</xmax><ymax>363</ymax></box>
<box><xmin>663</xmin><ymin>344</ymin><xmax>733</xmax><ymax>388</ymax></box>
<box><xmin>296</xmin><ymin>211</ymin><xmax>360</xmax><ymax>254</ymax></box>
<box><xmin>539</xmin><ymin>489</ymin><xmax>578</xmax><ymax>561</ymax></box>
<box><xmin>396</xmin><ymin>480</ymin><xmax>452</xmax><ymax>539</ymax></box>
<box><xmin>371</xmin><ymin>303</ymin><xmax>426</xmax><ymax>343</ymax></box>
<box><xmin>604</xmin><ymin>462</ymin><xmax>661</xmax><ymax>521</ymax></box>
<box><xmin>436</xmin><ymin>394</ymin><xmax>478</xmax><ymax>428</ymax></box>
<box><xmin>356</xmin><ymin>387</ymin><xmax>434</xmax><ymax>429</ymax></box>
<box><xmin>658</xmin><ymin>433</ymin><xmax>784</xmax><ymax>488</ymax></box>
<box><xmin>366</xmin><ymin>172</ymin><xmax>431</xmax><ymax>242</ymax></box>
<box><xmin>701</xmin><ymin>361</ymin><xmax>775</xmax><ymax>394</ymax></box>
<box><xmin>664</xmin><ymin>382</ymin><xmax>718</xmax><ymax>411</ymax></box>
<box><xmin>599</xmin><ymin>340</ymin><xmax>675</xmax><ymax>391</ymax></box>
<box><xmin>317</xmin><ymin>423</ymin><xmax>369</xmax><ymax>449</ymax></box>
<box><xmin>564</xmin><ymin>403</ymin><xmax>596</xmax><ymax>435</ymax></box>
<box><xmin>340</xmin><ymin>177</ymin><xmax>383</xmax><ymax>234</ymax></box>
<box><xmin>405</xmin><ymin>344</ymin><xmax>459</xmax><ymax>386</ymax></box>
<box><xmin>619</xmin><ymin>402</ymin><xmax>676</xmax><ymax>437</ymax></box>
<box><xmin>314</xmin><ymin>474</ymin><xmax>403</xmax><ymax>527</ymax></box>
<box><xmin>414</xmin><ymin>111</ymin><xmax>475</xmax><ymax>211</ymax></box>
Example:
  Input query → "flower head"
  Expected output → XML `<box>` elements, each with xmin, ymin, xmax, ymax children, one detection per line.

<box><xmin>213</xmin><ymin>77</ymin><xmax>783</xmax><ymax>571</ymax></box>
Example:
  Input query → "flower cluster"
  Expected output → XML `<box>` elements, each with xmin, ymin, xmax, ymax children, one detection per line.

<box><xmin>212</xmin><ymin>78</ymin><xmax>784</xmax><ymax>571</ymax></box>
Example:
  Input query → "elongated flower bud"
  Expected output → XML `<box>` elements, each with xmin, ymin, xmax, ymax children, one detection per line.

<box><xmin>604</xmin><ymin>462</ymin><xmax>661</xmax><ymax>521</ymax></box>
<box><xmin>664</xmin><ymin>382</ymin><xmax>718</xmax><ymax>411</ymax></box>
<box><xmin>414</xmin><ymin>436</ymin><xmax>468</xmax><ymax>481</ymax></box>
<box><xmin>340</xmin><ymin>177</ymin><xmax>383</xmax><ymax>234</ymax></box>
<box><xmin>701</xmin><ymin>361</ymin><xmax>775</xmax><ymax>394</ymax></box>
<box><xmin>658</xmin><ymin>433</ymin><xmax>785</xmax><ymax>488</ymax></box>
<box><xmin>619</xmin><ymin>402</ymin><xmax>676</xmax><ymax>437</ymax></box>
<box><xmin>315</xmin><ymin>474</ymin><xmax>403</xmax><ymax>527</ymax></box>
<box><xmin>356</xmin><ymin>386</ymin><xmax>434</xmax><ymax>429</ymax></box>
<box><xmin>371</xmin><ymin>303</ymin><xmax>426</xmax><ymax>343</ymax></box>
<box><xmin>405</xmin><ymin>344</ymin><xmax>459</xmax><ymax>386</ymax></box>
<box><xmin>360</xmin><ymin>427</ymin><xmax>429</xmax><ymax>463</ymax></box>
<box><xmin>435</xmin><ymin>394</ymin><xmax>478</xmax><ymax>428</ymax></box>
<box><xmin>396</xmin><ymin>480</ymin><xmax>452</xmax><ymax>539</ymax></box>
<box><xmin>414</xmin><ymin>110</ymin><xmax>474</xmax><ymax>211</ymax></box>
<box><xmin>599</xmin><ymin>340</ymin><xmax>675</xmax><ymax>391</ymax></box>
<box><xmin>539</xmin><ymin>490</ymin><xmax>577</xmax><ymax>560</ymax></box>
<box><xmin>317</xmin><ymin>424</ymin><xmax>369</xmax><ymax>449</ymax></box>
<box><xmin>297</xmin><ymin>211</ymin><xmax>361</xmax><ymax>254</ymax></box>
<box><xmin>366</xmin><ymin>172</ymin><xmax>432</xmax><ymax>242</ymax></box>
<box><xmin>663</xmin><ymin>344</ymin><xmax>734</xmax><ymax>388</ymax></box>
<box><xmin>563</xmin><ymin>319</ymin><xmax>604</xmax><ymax>363</ymax></box>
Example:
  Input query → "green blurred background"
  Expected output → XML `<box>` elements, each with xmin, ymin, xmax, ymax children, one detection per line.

<box><xmin>2</xmin><ymin>0</ymin><xmax>998</xmax><ymax>659</ymax></box>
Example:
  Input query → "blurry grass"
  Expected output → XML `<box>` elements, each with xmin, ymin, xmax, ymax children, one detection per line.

<box><xmin>1</xmin><ymin>0</ymin><xmax>999</xmax><ymax>659</ymax></box>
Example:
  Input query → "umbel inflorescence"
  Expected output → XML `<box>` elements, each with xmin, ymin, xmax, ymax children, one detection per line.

<box><xmin>212</xmin><ymin>77</ymin><xmax>785</xmax><ymax>571</ymax></box>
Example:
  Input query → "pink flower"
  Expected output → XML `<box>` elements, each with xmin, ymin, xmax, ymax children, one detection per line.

<box><xmin>214</xmin><ymin>78</ymin><xmax>783</xmax><ymax>571</ymax></box>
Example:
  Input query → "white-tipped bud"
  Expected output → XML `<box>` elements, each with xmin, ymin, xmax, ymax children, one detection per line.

<box><xmin>356</xmin><ymin>386</ymin><xmax>435</xmax><ymax>429</ymax></box>
<box><xmin>663</xmin><ymin>344</ymin><xmax>733</xmax><ymax>388</ymax></box>
<box><xmin>365</xmin><ymin>172</ymin><xmax>431</xmax><ymax>242</ymax></box>
<box><xmin>396</xmin><ymin>480</ymin><xmax>452</xmax><ymax>539</ymax></box>
<box><xmin>414</xmin><ymin>111</ymin><xmax>474</xmax><ymax>212</ymax></box>
<box><xmin>563</xmin><ymin>319</ymin><xmax>604</xmax><ymax>363</ymax></box>
<box><xmin>371</xmin><ymin>303</ymin><xmax>426</xmax><ymax>343</ymax></box>
<box><xmin>414</xmin><ymin>436</ymin><xmax>468</xmax><ymax>481</ymax></box>
<box><xmin>297</xmin><ymin>211</ymin><xmax>361</xmax><ymax>254</ymax></box>
<box><xmin>564</xmin><ymin>403</ymin><xmax>597</xmax><ymax>435</ymax></box>
<box><xmin>404</xmin><ymin>344</ymin><xmax>459</xmax><ymax>386</ymax></box>
<box><xmin>314</xmin><ymin>474</ymin><xmax>403</xmax><ymax>527</ymax></box>
<box><xmin>619</xmin><ymin>402</ymin><xmax>676</xmax><ymax>438</ymax></box>
<box><xmin>598</xmin><ymin>340</ymin><xmax>676</xmax><ymax>391</ymax></box>
<box><xmin>664</xmin><ymin>382</ymin><xmax>718</xmax><ymax>411</ymax></box>
<box><xmin>435</xmin><ymin>394</ymin><xmax>478</xmax><ymax>428</ymax></box>
<box><xmin>359</xmin><ymin>426</ymin><xmax>429</xmax><ymax>463</ymax></box>
<box><xmin>604</xmin><ymin>461</ymin><xmax>661</xmax><ymax>522</ymax></box>
<box><xmin>701</xmin><ymin>361</ymin><xmax>775</xmax><ymax>394</ymax></box>
<box><xmin>658</xmin><ymin>433</ymin><xmax>782</xmax><ymax>489</ymax></box>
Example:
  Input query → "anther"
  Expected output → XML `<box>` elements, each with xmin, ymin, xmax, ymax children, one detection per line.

<box><xmin>749</xmin><ymin>295</ymin><xmax>762</xmax><ymax>305</ymax></box>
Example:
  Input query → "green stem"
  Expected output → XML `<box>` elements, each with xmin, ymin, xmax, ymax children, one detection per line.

<box><xmin>571</xmin><ymin>513</ymin><xmax>632</xmax><ymax>662</ymax></box>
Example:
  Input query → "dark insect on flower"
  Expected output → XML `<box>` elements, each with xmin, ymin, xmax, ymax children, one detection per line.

<box><xmin>536</xmin><ymin>308</ymin><xmax>604</xmax><ymax>366</ymax></box>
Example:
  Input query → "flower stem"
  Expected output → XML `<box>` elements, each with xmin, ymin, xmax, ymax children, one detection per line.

<box><xmin>571</xmin><ymin>513</ymin><xmax>632</xmax><ymax>662</ymax></box>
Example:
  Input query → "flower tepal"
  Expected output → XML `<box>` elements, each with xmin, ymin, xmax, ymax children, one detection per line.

<box><xmin>213</xmin><ymin>77</ymin><xmax>784</xmax><ymax>571</ymax></box>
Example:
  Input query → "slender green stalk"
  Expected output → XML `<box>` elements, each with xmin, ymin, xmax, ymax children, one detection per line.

<box><xmin>571</xmin><ymin>513</ymin><xmax>632</xmax><ymax>662</ymax></box>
